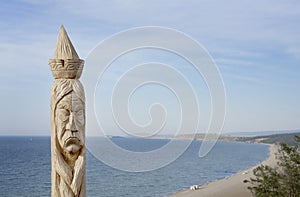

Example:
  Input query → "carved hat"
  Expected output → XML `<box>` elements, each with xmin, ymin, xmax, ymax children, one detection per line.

<box><xmin>49</xmin><ymin>26</ymin><xmax>84</xmax><ymax>79</ymax></box>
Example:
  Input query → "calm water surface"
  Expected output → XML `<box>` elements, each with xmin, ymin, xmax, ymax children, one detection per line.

<box><xmin>0</xmin><ymin>137</ymin><xmax>269</xmax><ymax>197</ymax></box>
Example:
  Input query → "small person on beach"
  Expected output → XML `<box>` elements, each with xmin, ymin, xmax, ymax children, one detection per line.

<box><xmin>190</xmin><ymin>185</ymin><xmax>200</xmax><ymax>190</ymax></box>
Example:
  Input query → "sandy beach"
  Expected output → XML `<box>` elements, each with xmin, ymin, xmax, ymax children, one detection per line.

<box><xmin>170</xmin><ymin>144</ymin><xmax>278</xmax><ymax>197</ymax></box>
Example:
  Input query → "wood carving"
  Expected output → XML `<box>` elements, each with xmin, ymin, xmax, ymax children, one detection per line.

<box><xmin>49</xmin><ymin>26</ymin><xmax>86</xmax><ymax>197</ymax></box>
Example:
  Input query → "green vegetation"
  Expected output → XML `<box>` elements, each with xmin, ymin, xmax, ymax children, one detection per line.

<box><xmin>247</xmin><ymin>136</ymin><xmax>300</xmax><ymax>197</ymax></box>
<box><xmin>238</xmin><ymin>133</ymin><xmax>300</xmax><ymax>146</ymax></box>
<box><xmin>176</xmin><ymin>132</ymin><xmax>300</xmax><ymax>145</ymax></box>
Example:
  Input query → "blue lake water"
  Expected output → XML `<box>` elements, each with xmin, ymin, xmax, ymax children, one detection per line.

<box><xmin>0</xmin><ymin>137</ymin><xmax>269</xmax><ymax>197</ymax></box>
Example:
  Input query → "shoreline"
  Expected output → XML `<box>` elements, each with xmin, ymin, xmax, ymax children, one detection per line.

<box><xmin>169</xmin><ymin>143</ymin><xmax>278</xmax><ymax>197</ymax></box>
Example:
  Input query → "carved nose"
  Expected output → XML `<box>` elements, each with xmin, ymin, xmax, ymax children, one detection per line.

<box><xmin>67</xmin><ymin>113</ymin><xmax>78</xmax><ymax>132</ymax></box>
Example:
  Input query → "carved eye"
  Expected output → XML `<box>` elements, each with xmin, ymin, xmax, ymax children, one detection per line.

<box><xmin>57</xmin><ymin>109</ymin><xmax>70</xmax><ymax>122</ymax></box>
<box><xmin>76</xmin><ymin>110</ymin><xmax>85</xmax><ymax>125</ymax></box>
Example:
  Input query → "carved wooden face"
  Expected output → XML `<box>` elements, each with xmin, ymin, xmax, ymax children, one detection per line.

<box><xmin>55</xmin><ymin>91</ymin><xmax>85</xmax><ymax>154</ymax></box>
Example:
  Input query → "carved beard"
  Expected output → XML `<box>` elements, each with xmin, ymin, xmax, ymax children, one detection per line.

<box><xmin>53</xmin><ymin>138</ymin><xmax>86</xmax><ymax>197</ymax></box>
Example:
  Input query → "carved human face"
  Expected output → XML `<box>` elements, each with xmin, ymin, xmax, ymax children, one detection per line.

<box><xmin>56</xmin><ymin>92</ymin><xmax>85</xmax><ymax>154</ymax></box>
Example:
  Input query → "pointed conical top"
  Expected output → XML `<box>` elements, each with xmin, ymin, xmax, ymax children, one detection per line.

<box><xmin>53</xmin><ymin>25</ymin><xmax>79</xmax><ymax>59</ymax></box>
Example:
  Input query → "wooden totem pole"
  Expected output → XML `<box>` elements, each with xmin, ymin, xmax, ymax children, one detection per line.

<box><xmin>49</xmin><ymin>26</ymin><xmax>86</xmax><ymax>197</ymax></box>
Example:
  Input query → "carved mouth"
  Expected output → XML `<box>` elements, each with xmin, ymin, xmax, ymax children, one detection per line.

<box><xmin>65</xmin><ymin>137</ymin><xmax>80</xmax><ymax>147</ymax></box>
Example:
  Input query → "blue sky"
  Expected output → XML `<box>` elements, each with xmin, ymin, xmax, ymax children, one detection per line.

<box><xmin>0</xmin><ymin>0</ymin><xmax>300</xmax><ymax>136</ymax></box>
